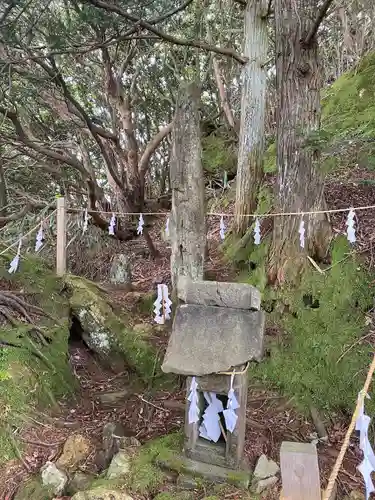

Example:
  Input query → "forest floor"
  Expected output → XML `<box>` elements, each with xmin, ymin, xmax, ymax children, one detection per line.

<box><xmin>2</xmin><ymin>165</ymin><xmax>375</xmax><ymax>500</ymax></box>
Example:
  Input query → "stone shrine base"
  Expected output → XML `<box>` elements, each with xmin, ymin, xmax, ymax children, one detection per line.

<box><xmin>157</xmin><ymin>455</ymin><xmax>251</xmax><ymax>489</ymax></box>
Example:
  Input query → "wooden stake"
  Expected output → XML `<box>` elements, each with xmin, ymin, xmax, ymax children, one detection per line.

<box><xmin>56</xmin><ymin>197</ymin><xmax>66</xmax><ymax>276</ymax></box>
<box><xmin>280</xmin><ymin>441</ymin><xmax>321</xmax><ymax>500</ymax></box>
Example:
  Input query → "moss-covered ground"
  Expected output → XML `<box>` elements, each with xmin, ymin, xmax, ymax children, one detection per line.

<box><xmin>0</xmin><ymin>254</ymin><xmax>74</xmax><ymax>463</ymax></box>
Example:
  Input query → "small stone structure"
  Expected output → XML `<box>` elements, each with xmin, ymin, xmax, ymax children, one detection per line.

<box><xmin>162</xmin><ymin>277</ymin><xmax>265</xmax><ymax>487</ymax></box>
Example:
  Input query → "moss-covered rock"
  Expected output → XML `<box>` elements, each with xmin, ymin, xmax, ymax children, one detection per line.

<box><xmin>129</xmin><ymin>433</ymin><xmax>183</xmax><ymax>494</ymax></box>
<box><xmin>65</xmin><ymin>275</ymin><xmax>162</xmax><ymax>381</ymax></box>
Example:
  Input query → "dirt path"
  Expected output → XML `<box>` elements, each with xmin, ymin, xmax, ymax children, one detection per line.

<box><xmin>1</xmin><ymin>330</ymin><xmax>364</xmax><ymax>499</ymax></box>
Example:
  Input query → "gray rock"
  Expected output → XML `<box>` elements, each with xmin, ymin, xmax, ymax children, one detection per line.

<box><xmin>176</xmin><ymin>474</ymin><xmax>199</xmax><ymax>490</ymax></box>
<box><xmin>177</xmin><ymin>277</ymin><xmax>261</xmax><ymax>310</ymax></box>
<box><xmin>253</xmin><ymin>454</ymin><xmax>280</xmax><ymax>480</ymax></box>
<box><xmin>254</xmin><ymin>476</ymin><xmax>278</xmax><ymax>494</ymax></box>
<box><xmin>66</xmin><ymin>472</ymin><xmax>94</xmax><ymax>495</ymax></box>
<box><xmin>162</xmin><ymin>304</ymin><xmax>265</xmax><ymax>376</ymax></box>
<box><xmin>40</xmin><ymin>461</ymin><xmax>68</xmax><ymax>496</ymax></box>
<box><xmin>106</xmin><ymin>451</ymin><xmax>131</xmax><ymax>480</ymax></box>
<box><xmin>97</xmin><ymin>390</ymin><xmax>131</xmax><ymax>407</ymax></box>
<box><xmin>97</xmin><ymin>422</ymin><xmax>139</xmax><ymax>471</ymax></box>
<box><xmin>71</xmin><ymin>489</ymin><xmax>133</xmax><ymax>500</ymax></box>
<box><xmin>157</xmin><ymin>454</ymin><xmax>250</xmax><ymax>489</ymax></box>
<box><xmin>110</xmin><ymin>254</ymin><xmax>132</xmax><ymax>286</ymax></box>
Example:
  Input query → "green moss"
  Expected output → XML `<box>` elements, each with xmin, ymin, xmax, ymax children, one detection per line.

<box><xmin>137</xmin><ymin>292</ymin><xmax>156</xmax><ymax>315</ymax></box>
<box><xmin>154</xmin><ymin>493</ymin><xmax>194</xmax><ymax>500</ymax></box>
<box><xmin>89</xmin><ymin>477</ymin><xmax>127</xmax><ymax>490</ymax></box>
<box><xmin>253</xmin><ymin>237</ymin><xmax>374</xmax><ymax>413</ymax></box>
<box><xmin>0</xmin><ymin>256</ymin><xmax>74</xmax><ymax>464</ymax></box>
<box><xmin>319</xmin><ymin>51</ymin><xmax>375</xmax><ymax>172</ymax></box>
<box><xmin>13</xmin><ymin>477</ymin><xmax>55</xmax><ymax>500</ymax></box>
<box><xmin>263</xmin><ymin>142</ymin><xmax>276</xmax><ymax>173</ymax></box>
<box><xmin>202</xmin><ymin>133</ymin><xmax>237</xmax><ymax>176</ymax></box>
<box><xmin>129</xmin><ymin>433</ymin><xmax>183</xmax><ymax>494</ymax></box>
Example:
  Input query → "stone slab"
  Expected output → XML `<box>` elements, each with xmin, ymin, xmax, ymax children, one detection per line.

<box><xmin>162</xmin><ymin>304</ymin><xmax>265</xmax><ymax>375</ymax></box>
<box><xmin>157</xmin><ymin>454</ymin><xmax>250</xmax><ymax>489</ymax></box>
<box><xmin>177</xmin><ymin>277</ymin><xmax>261</xmax><ymax>310</ymax></box>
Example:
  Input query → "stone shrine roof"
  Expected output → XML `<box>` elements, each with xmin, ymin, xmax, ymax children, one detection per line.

<box><xmin>161</xmin><ymin>302</ymin><xmax>265</xmax><ymax>376</ymax></box>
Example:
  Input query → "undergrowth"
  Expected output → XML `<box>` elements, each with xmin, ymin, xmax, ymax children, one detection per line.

<box><xmin>254</xmin><ymin>237</ymin><xmax>373</xmax><ymax>413</ymax></box>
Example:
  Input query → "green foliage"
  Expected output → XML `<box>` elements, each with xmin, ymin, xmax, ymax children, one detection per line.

<box><xmin>129</xmin><ymin>433</ymin><xmax>183</xmax><ymax>494</ymax></box>
<box><xmin>254</xmin><ymin>237</ymin><xmax>374</xmax><ymax>413</ymax></box>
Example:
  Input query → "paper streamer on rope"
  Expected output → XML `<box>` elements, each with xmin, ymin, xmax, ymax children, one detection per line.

<box><xmin>223</xmin><ymin>171</ymin><xmax>228</xmax><ymax>189</ymax></box>
<box><xmin>254</xmin><ymin>218</ymin><xmax>261</xmax><ymax>245</ymax></box>
<box><xmin>137</xmin><ymin>213</ymin><xmax>144</xmax><ymax>235</ymax></box>
<box><xmin>188</xmin><ymin>377</ymin><xmax>199</xmax><ymax>424</ymax></box>
<box><xmin>108</xmin><ymin>213</ymin><xmax>116</xmax><ymax>235</ymax></box>
<box><xmin>199</xmin><ymin>392</ymin><xmax>224</xmax><ymax>442</ymax></box>
<box><xmin>219</xmin><ymin>216</ymin><xmax>226</xmax><ymax>240</ymax></box>
<box><xmin>154</xmin><ymin>284</ymin><xmax>172</xmax><ymax>324</ymax></box>
<box><xmin>35</xmin><ymin>222</ymin><xmax>44</xmax><ymax>252</ymax></box>
<box><xmin>8</xmin><ymin>239</ymin><xmax>22</xmax><ymax>274</ymax></box>
<box><xmin>83</xmin><ymin>209</ymin><xmax>89</xmax><ymax>233</ymax></box>
<box><xmin>223</xmin><ymin>372</ymin><xmax>240</xmax><ymax>433</ymax></box>
<box><xmin>346</xmin><ymin>208</ymin><xmax>356</xmax><ymax>244</ymax></box>
<box><xmin>299</xmin><ymin>215</ymin><xmax>305</xmax><ymax>249</ymax></box>
<box><xmin>165</xmin><ymin>216</ymin><xmax>170</xmax><ymax>237</ymax></box>
<box><xmin>355</xmin><ymin>394</ymin><xmax>375</xmax><ymax>499</ymax></box>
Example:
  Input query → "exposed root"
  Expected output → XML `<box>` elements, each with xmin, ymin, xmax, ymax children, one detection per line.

<box><xmin>0</xmin><ymin>290</ymin><xmax>50</xmax><ymax>345</ymax></box>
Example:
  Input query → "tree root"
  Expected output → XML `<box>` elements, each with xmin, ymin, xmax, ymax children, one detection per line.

<box><xmin>0</xmin><ymin>290</ymin><xmax>50</xmax><ymax>345</ymax></box>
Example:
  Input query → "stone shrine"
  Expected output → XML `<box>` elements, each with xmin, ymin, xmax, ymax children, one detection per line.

<box><xmin>161</xmin><ymin>277</ymin><xmax>265</xmax><ymax>487</ymax></box>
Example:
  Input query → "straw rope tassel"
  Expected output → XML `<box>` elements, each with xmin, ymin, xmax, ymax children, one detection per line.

<box><xmin>322</xmin><ymin>353</ymin><xmax>375</xmax><ymax>500</ymax></box>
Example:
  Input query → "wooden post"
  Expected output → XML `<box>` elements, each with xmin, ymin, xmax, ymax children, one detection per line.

<box><xmin>56</xmin><ymin>197</ymin><xmax>67</xmax><ymax>276</ymax></box>
<box><xmin>280</xmin><ymin>442</ymin><xmax>321</xmax><ymax>500</ymax></box>
<box><xmin>169</xmin><ymin>82</ymin><xmax>206</xmax><ymax>294</ymax></box>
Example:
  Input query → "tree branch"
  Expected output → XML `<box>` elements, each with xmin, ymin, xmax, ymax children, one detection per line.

<box><xmin>85</xmin><ymin>0</ymin><xmax>247</xmax><ymax>64</ymax></box>
<box><xmin>0</xmin><ymin>106</ymin><xmax>88</xmax><ymax>176</ymax></box>
<box><xmin>139</xmin><ymin>123</ymin><xmax>173</xmax><ymax>174</ymax></box>
<box><xmin>303</xmin><ymin>0</ymin><xmax>334</xmax><ymax>46</ymax></box>
<box><xmin>0</xmin><ymin>203</ymin><xmax>31</xmax><ymax>224</ymax></box>
<box><xmin>36</xmin><ymin>56</ymin><xmax>123</xmax><ymax>189</ymax></box>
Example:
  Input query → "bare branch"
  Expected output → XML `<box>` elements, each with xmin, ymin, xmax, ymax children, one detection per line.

<box><xmin>85</xmin><ymin>0</ymin><xmax>247</xmax><ymax>64</ymax></box>
<box><xmin>303</xmin><ymin>0</ymin><xmax>334</xmax><ymax>46</ymax></box>
<box><xmin>0</xmin><ymin>106</ymin><xmax>87</xmax><ymax>175</ymax></box>
<box><xmin>139</xmin><ymin>123</ymin><xmax>173</xmax><ymax>174</ymax></box>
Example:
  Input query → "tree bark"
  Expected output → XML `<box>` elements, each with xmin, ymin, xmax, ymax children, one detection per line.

<box><xmin>268</xmin><ymin>0</ymin><xmax>331</xmax><ymax>284</ymax></box>
<box><xmin>235</xmin><ymin>0</ymin><xmax>269</xmax><ymax>235</ymax></box>
<box><xmin>170</xmin><ymin>83</ymin><xmax>206</xmax><ymax>292</ymax></box>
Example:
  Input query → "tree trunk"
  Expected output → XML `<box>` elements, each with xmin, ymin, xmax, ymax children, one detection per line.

<box><xmin>268</xmin><ymin>0</ymin><xmax>331</xmax><ymax>284</ymax></box>
<box><xmin>235</xmin><ymin>0</ymin><xmax>269</xmax><ymax>235</ymax></box>
<box><xmin>170</xmin><ymin>83</ymin><xmax>206</xmax><ymax>293</ymax></box>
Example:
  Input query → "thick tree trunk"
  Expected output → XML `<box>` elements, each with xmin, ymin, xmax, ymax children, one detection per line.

<box><xmin>235</xmin><ymin>0</ymin><xmax>268</xmax><ymax>235</ymax></box>
<box><xmin>170</xmin><ymin>83</ymin><xmax>206</xmax><ymax>293</ymax></box>
<box><xmin>268</xmin><ymin>0</ymin><xmax>331</xmax><ymax>284</ymax></box>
